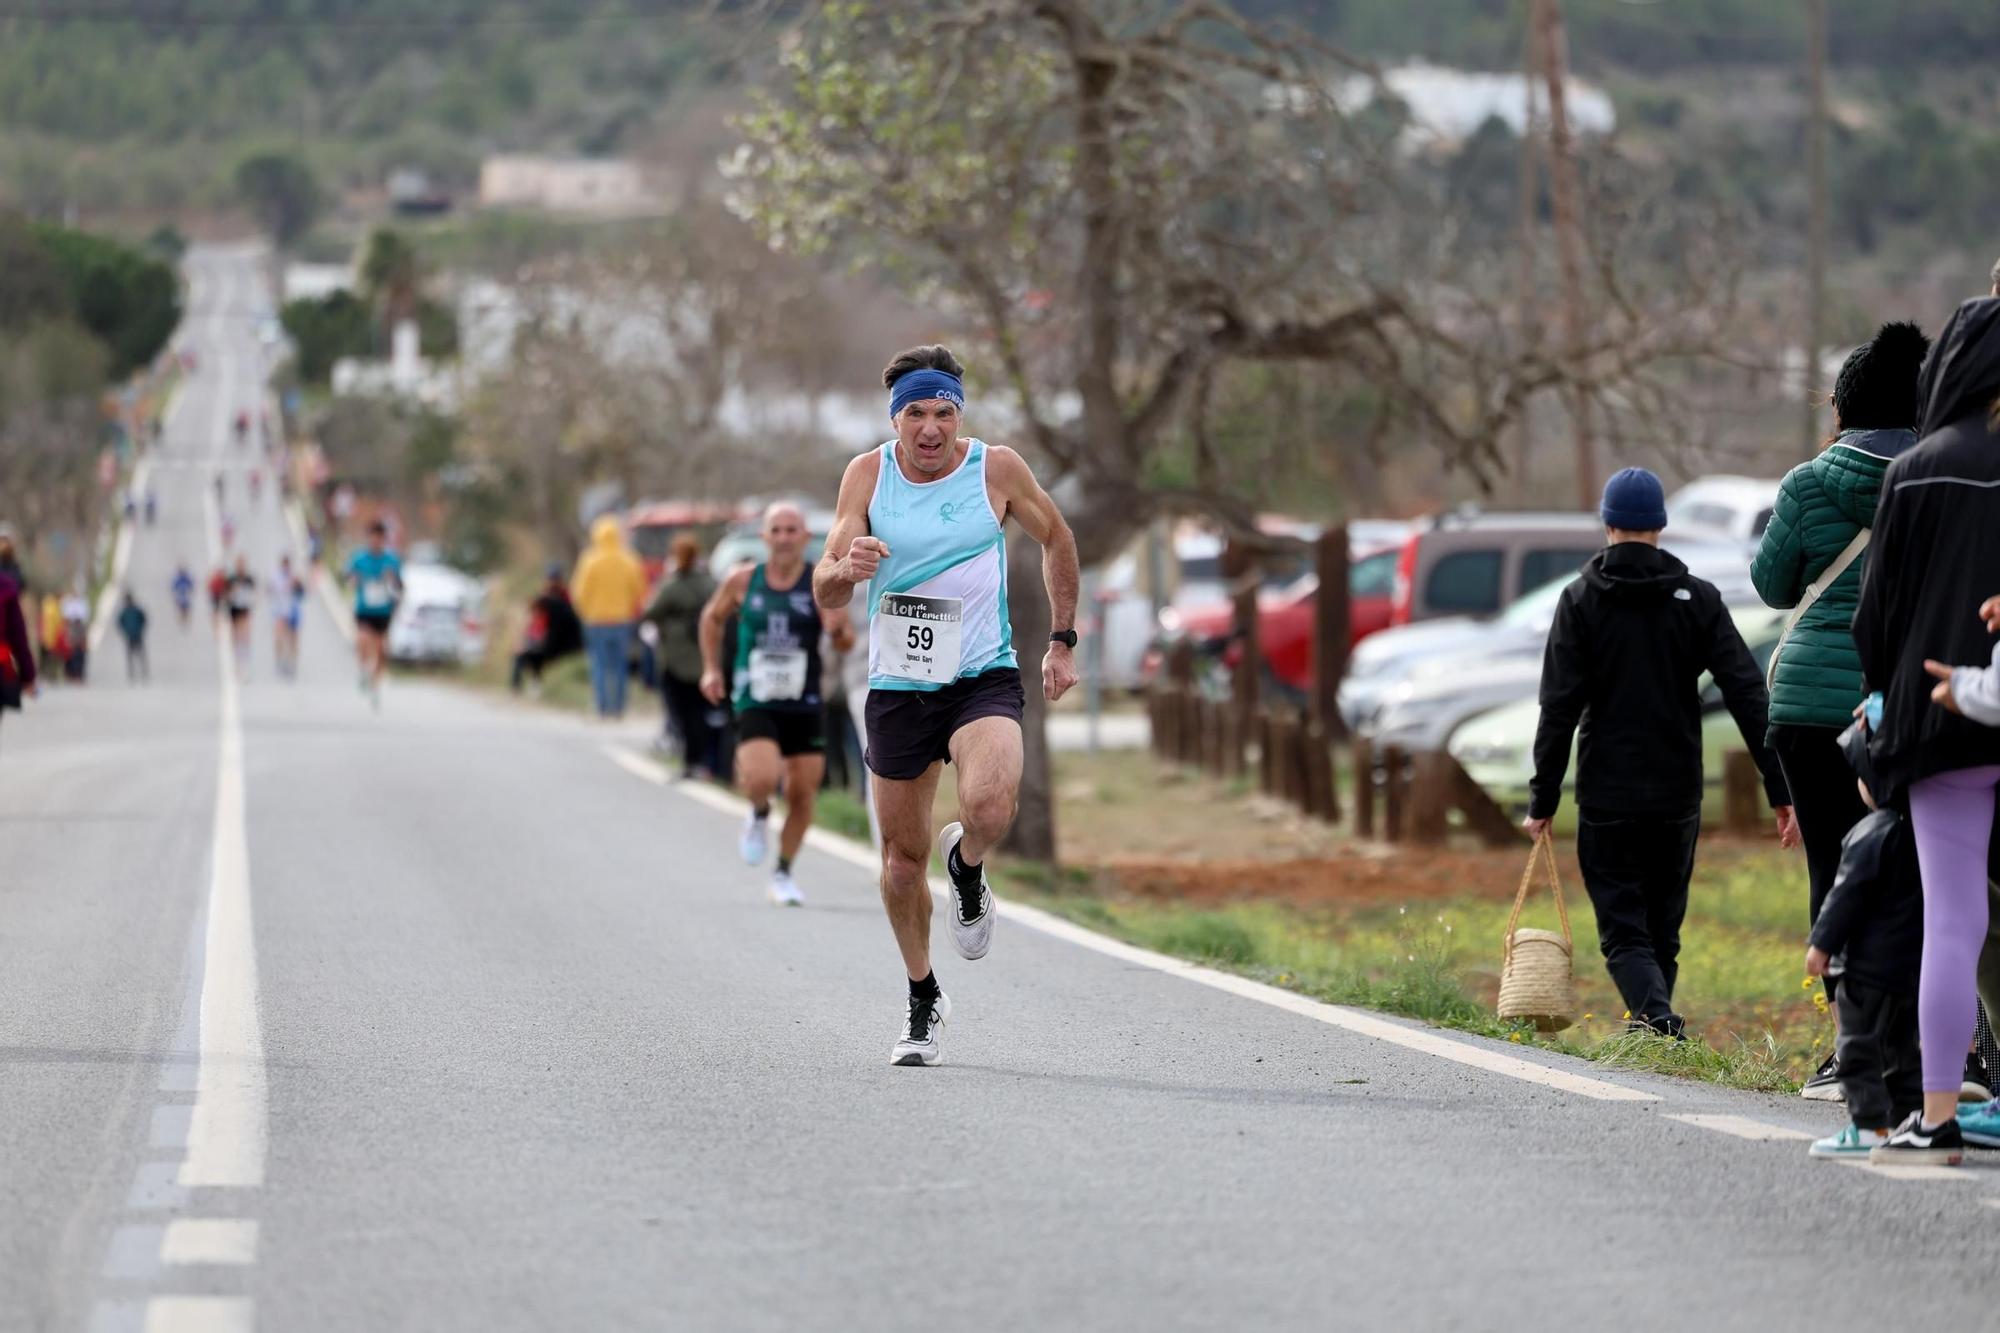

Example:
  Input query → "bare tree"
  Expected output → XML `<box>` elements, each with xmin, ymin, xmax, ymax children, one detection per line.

<box><xmin>1802</xmin><ymin>0</ymin><xmax>1830</xmax><ymax>458</ymax></box>
<box><xmin>1532</xmin><ymin>0</ymin><xmax>1596</xmax><ymax>509</ymax></box>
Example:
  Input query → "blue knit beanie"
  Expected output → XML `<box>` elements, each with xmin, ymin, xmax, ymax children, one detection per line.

<box><xmin>1600</xmin><ymin>467</ymin><xmax>1667</xmax><ymax>531</ymax></box>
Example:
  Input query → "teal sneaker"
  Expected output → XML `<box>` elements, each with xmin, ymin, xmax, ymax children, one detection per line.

<box><xmin>1809</xmin><ymin>1123</ymin><xmax>1888</xmax><ymax>1158</ymax></box>
<box><xmin>1957</xmin><ymin>1098</ymin><xmax>2000</xmax><ymax>1148</ymax></box>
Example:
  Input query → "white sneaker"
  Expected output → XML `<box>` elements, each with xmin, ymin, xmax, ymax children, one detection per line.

<box><xmin>739</xmin><ymin>811</ymin><xmax>770</xmax><ymax>865</ymax></box>
<box><xmin>937</xmin><ymin>822</ymin><xmax>994</xmax><ymax>961</ymax></box>
<box><xmin>890</xmin><ymin>991</ymin><xmax>952</xmax><ymax>1067</ymax></box>
<box><xmin>769</xmin><ymin>871</ymin><xmax>803</xmax><ymax>907</ymax></box>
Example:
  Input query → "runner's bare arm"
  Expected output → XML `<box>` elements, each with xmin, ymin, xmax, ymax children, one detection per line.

<box><xmin>814</xmin><ymin>452</ymin><xmax>885</xmax><ymax>610</ymax></box>
<box><xmin>697</xmin><ymin>565</ymin><xmax>751</xmax><ymax>679</ymax></box>
<box><xmin>988</xmin><ymin>445</ymin><xmax>1081</xmax><ymax>701</ymax></box>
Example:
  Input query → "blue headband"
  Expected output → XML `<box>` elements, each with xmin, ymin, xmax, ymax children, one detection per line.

<box><xmin>889</xmin><ymin>369</ymin><xmax>965</xmax><ymax>421</ymax></box>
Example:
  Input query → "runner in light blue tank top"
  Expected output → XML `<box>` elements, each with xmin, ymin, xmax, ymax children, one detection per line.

<box><xmin>865</xmin><ymin>437</ymin><xmax>1015</xmax><ymax>692</ymax></box>
<box><xmin>815</xmin><ymin>346</ymin><xmax>1083</xmax><ymax>1069</ymax></box>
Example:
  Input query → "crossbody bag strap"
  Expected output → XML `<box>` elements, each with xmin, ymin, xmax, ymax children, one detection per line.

<box><xmin>1767</xmin><ymin>528</ymin><xmax>1871</xmax><ymax>691</ymax></box>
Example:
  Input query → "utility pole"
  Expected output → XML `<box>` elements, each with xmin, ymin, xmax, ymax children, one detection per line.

<box><xmin>1532</xmin><ymin>0</ymin><xmax>1596</xmax><ymax>511</ymax></box>
<box><xmin>1514</xmin><ymin>19</ymin><xmax>1544</xmax><ymax>505</ymax></box>
<box><xmin>1802</xmin><ymin>0</ymin><xmax>1829</xmax><ymax>457</ymax></box>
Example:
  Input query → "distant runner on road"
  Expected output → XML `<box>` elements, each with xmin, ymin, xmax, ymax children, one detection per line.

<box><xmin>224</xmin><ymin>555</ymin><xmax>256</xmax><ymax>680</ymax></box>
<box><xmin>271</xmin><ymin>554</ymin><xmax>305</xmax><ymax>680</ymax></box>
<box><xmin>816</xmin><ymin>345</ymin><xmax>1080</xmax><ymax>1067</ymax></box>
<box><xmin>348</xmin><ymin>520</ymin><xmax>402</xmax><ymax>708</ymax></box>
<box><xmin>171</xmin><ymin>565</ymin><xmax>195</xmax><ymax>629</ymax></box>
<box><xmin>699</xmin><ymin>502</ymin><xmax>854</xmax><ymax>907</ymax></box>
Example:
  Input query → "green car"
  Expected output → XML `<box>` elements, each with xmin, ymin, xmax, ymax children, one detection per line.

<box><xmin>1448</xmin><ymin>604</ymin><xmax>1788</xmax><ymax>831</ymax></box>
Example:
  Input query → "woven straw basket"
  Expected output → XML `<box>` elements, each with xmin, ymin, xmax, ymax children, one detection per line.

<box><xmin>1496</xmin><ymin>834</ymin><xmax>1577</xmax><ymax>1033</ymax></box>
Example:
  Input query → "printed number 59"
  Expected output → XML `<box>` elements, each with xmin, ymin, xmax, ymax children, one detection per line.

<box><xmin>906</xmin><ymin>625</ymin><xmax>933</xmax><ymax>651</ymax></box>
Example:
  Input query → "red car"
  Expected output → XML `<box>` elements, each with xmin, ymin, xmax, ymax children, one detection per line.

<box><xmin>1148</xmin><ymin>545</ymin><xmax>1400</xmax><ymax>697</ymax></box>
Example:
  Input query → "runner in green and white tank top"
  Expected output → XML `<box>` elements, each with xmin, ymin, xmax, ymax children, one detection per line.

<box><xmin>731</xmin><ymin>563</ymin><xmax>826</xmax><ymax>715</ymax></box>
<box><xmin>699</xmin><ymin>502</ymin><xmax>855</xmax><ymax>908</ymax></box>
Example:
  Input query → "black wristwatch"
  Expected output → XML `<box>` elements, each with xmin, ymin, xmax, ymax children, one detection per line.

<box><xmin>1049</xmin><ymin>628</ymin><xmax>1078</xmax><ymax>649</ymax></box>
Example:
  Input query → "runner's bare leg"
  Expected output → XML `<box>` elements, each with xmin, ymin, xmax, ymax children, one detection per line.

<box><xmin>948</xmin><ymin>717</ymin><xmax>1023</xmax><ymax>866</ymax></box>
<box><xmin>875</xmin><ymin>762</ymin><xmax>944</xmax><ymax>980</ymax></box>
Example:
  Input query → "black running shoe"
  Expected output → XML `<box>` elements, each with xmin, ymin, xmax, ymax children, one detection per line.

<box><xmin>1801</xmin><ymin>1051</ymin><xmax>1845</xmax><ymax>1103</ymax></box>
<box><xmin>1869</xmin><ymin>1110</ymin><xmax>1964</xmax><ymax>1166</ymax></box>
<box><xmin>1963</xmin><ymin>1049</ymin><xmax>1992</xmax><ymax>1103</ymax></box>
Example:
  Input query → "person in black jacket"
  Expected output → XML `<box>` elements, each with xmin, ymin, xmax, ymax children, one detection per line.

<box><xmin>1852</xmin><ymin>296</ymin><xmax>2000</xmax><ymax>1164</ymax></box>
<box><xmin>1803</xmin><ymin>721</ymin><xmax>1923</xmax><ymax>1157</ymax></box>
<box><xmin>1523</xmin><ymin>467</ymin><xmax>1796</xmax><ymax>1037</ymax></box>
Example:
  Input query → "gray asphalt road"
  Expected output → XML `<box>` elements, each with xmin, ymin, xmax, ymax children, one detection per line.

<box><xmin>7</xmin><ymin>248</ymin><xmax>2000</xmax><ymax>1333</ymax></box>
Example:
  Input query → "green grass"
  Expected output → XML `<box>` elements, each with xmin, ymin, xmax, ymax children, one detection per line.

<box><xmin>997</xmin><ymin>850</ymin><xmax>1821</xmax><ymax>1095</ymax></box>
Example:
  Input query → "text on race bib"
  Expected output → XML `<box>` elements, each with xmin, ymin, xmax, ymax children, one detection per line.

<box><xmin>877</xmin><ymin>593</ymin><xmax>963</xmax><ymax>685</ymax></box>
<box><xmin>747</xmin><ymin>648</ymin><xmax>809</xmax><ymax>703</ymax></box>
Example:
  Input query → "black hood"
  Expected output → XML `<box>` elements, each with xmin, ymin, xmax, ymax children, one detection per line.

<box><xmin>1580</xmin><ymin>541</ymin><xmax>1688</xmax><ymax>600</ymax></box>
<box><xmin>1918</xmin><ymin>297</ymin><xmax>2000</xmax><ymax>436</ymax></box>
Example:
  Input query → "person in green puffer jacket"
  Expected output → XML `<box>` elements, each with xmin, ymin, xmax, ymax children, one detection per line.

<box><xmin>1753</xmin><ymin>319</ymin><xmax>1928</xmax><ymax>1099</ymax></box>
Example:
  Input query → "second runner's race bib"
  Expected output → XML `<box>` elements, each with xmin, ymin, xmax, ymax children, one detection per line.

<box><xmin>747</xmin><ymin>647</ymin><xmax>808</xmax><ymax>703</ymax></box>
<box><xmin>877</xmin><ymin>593</ymin><xmax>963</xmax><ymax>685</ymax></box>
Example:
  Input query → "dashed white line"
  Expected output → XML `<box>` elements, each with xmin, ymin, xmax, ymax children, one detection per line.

<box><xmin>160</xmin><ymin>1219</ymin><xmax>259</xmax><ymax>1266</ymax></box>
<box><xmin>143</xmin><ymin>1296</ymin><xmax>254</xmax><ymax>1333</ymax></box>
<box><xmin>599</xmin><ymin>743</ymin><xmax>1659</xmax><ymax>1104</ymax></box>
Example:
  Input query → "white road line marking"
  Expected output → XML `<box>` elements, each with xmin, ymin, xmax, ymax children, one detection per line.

<box><xmin>143</xmin><ymin>1296</ymin><xmax>254</xmax><ymax>1333</ymax></box>
<box><xmin>601</xmin><ymin>744</ymin><xmax>1658</xmax><ymax>1104</ymax></box>
<box><xmin>178</xmin><ymin>623</ymin><xmax>266</xmax><ymax>1188</ymax></box>
<box><xmin>160</xmin><ymin>1219</ymin><xmax>258</xmax><ymax>1266</ymax></box>
<box><xmin>1665</xmin><ymin>1113</ymin><xmax>1814</xmax><ymax>1141</ymax></box>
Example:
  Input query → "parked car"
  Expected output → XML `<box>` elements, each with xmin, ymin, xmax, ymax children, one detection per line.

<box><xmin>1385</xmin><ymin>510</ymin><xmax>1605</xmax><ymax>627</ymax></box>
<box><xmin>1346</xmin><ymin>540</ymin><xmax>1758</xmax><ymax>741</ymax></box>
<box><xmin>1664</xmin><ymin>476</ymin><xmax>1781</xmax><ymax>547</ymax></box>
<box><xmin>386</xmin><ymin>563</ymin><xmax>488</xmax><ymax>666</ymax></box>
<box><xmin>1141</xmin><ymin>542</ymin><xmax>1403</xmax><ymax>699</ymax></box>
<box><xmin>1448</xmin><ymin>603</ymin><xmax>1788</xmax><ymax>818</ymax></box>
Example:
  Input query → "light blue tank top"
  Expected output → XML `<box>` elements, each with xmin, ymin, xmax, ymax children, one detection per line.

<box><xmin>866</xmin><ymin>439</ymin><xmax>1014</xmax><ymax>691</ymax></box>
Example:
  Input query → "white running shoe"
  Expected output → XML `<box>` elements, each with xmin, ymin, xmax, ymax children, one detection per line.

<box><xmin>890</xmin><ymin>990</ymin><xmax>952</xmax><ymax>1067</ymax></box>
<box><xmin>769</xmin><ymin>871</ymin><xmax>803</xmax><ymax>907</ymax></box>
<box><xmin>739</xmin><ymin>811</ymin><xmax>770</xmax><ymax>865</ymax></box>
<box><xmin>937</xmin><ymin>822</ymin><xmax>994</xmax><ymax>961</ymax></box>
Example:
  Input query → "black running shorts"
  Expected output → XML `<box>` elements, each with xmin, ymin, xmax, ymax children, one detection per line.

<box><xmin>355</xmin><ymin>612</ymin><xmax>393</xmax><ymax>635</ymax></box>
<box><xmin>736</xmin><ymin>706</ymin><xmax>825</xmax><ymax>758</ymax></box>
<box><xmin>865</xmin><ymin>668</ymin><xmax>1025</xmax><ymax>781</ymax></box>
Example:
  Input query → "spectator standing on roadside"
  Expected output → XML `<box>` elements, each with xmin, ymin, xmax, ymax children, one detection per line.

<box><xmin>61</xmin><ymin>587</ymin><xmax>89</xmax><ymax>682</ymax></box>
<box><xmin>641</xmin><ymin>536</ymin><xmax>717</xmax><ymax>777</ymax></box>
<box><xmin>38</xmin><ymin>587</ymin><xmax>63</xmax><ymax>685</ymax></box>
<box><xmin>511</xmin><ymin>563</ymin><xmax>584</xmax><ymax>697</ymax></box>
<box><xmin>0</xmin><ymin>534</ymin><xmax>38</xmax><ymax>742</ymax></box>
<box><xmin>1523</xmin><ymin>467</ymin><xmax>1797</xmax><ymax>1038</ymax></box>
<box><xmin>1851</xmin><ymin>296</ymin><xmax>2000</xmax><ymax>1165</ymax></box>
<box><xmin>1753</xmin><ymin>319</ymin><xmax>1929</xmax><ymax>1100</ymax></box>
<box><xmin>569</xmin><ymin>516</ymin><xmax>647</xmax><ymax>720</ymax></box>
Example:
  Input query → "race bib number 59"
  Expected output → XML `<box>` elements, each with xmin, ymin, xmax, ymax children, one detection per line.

<box><xmin>878</xmin><ymin>593</ymin><xmax>963</xmax><ymax>685</ymax></box>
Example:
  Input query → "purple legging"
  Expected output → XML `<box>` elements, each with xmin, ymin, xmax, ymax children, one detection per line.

<box><xmin>1909</xmin><ymin>765</ymin><xmax>2000</xmax><ymax>1093</ymax></box>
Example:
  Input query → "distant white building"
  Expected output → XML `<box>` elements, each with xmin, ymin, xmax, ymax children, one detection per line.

<box><xmin>478</xmin><ymin>156</ymin><xmax>661</xmax><ymax>215</ymax></box>
<box><xmin>282</xmin><ymin>262</ymin><xmax>353</xmax><ymax>304</ymax></box>
<box><xmin>1333</xmin><ymin>61</ymin><xmax>1616</xmax><ymax>151</ymax></box>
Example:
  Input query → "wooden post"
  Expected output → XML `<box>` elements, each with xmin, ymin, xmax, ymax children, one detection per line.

<box><xmin>1448</xmin><ymin>754</ymin><xmax>1526</xmax><ymax>847</ymax></box>
<box><xmin>1304</xmin><ymin>720</ymin><xmax>1338</xmax><ymax>822</ymax></box>
<box><xmin>1723</xmin><ymin>749</ymin><xmax>1761</xmax><ymax>833</ymax></box>
<box><xmin>1180</xmin><ymin>688</ymin><xmax>1201</xmax><ymax>767</ymax></box>
<box><xmin>1224</xmin><ymin>536</ymin><xmax>1262</xmax><ymax>733</ymax></box>
<box><xmin>1282</xmin><ymin>713</ymin><xmax>1307</xmax><ymax>808</ymax></box>
<box><xmin>1352</xmin><ymin>736</ymin><xmax>1376</xmax><ymax>839</ymax></box>
<box><xmin>1532</xmin><ymin>0</ymin><xmax>1597</xmax><ymax>509</ymax></box>
<box><xmin>1311</xmin><ymin>527</ymin><xmax>1351</xmax><ymax>739</ymax></box>
<box><xmin>1407</xmin><ymin>750</ymin><xmax>1453</xmax><ymax>845</ymax></box>
<box><xmin>1382</xmin><ymin>744</ymin><xmax>1407</xmax><ymax>843</ymax></box>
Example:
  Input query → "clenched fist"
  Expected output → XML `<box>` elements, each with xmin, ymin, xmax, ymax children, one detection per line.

<box><xmin>846</xmin><ymin>536</ymin><xmax>890</xmax><ymax>582</ymax></box>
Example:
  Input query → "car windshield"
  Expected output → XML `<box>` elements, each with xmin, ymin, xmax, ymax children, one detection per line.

<box><xmin>1497</xmin><ymin>574</ymin><xmax>1573</xmax><ymax>629</ymax></box>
